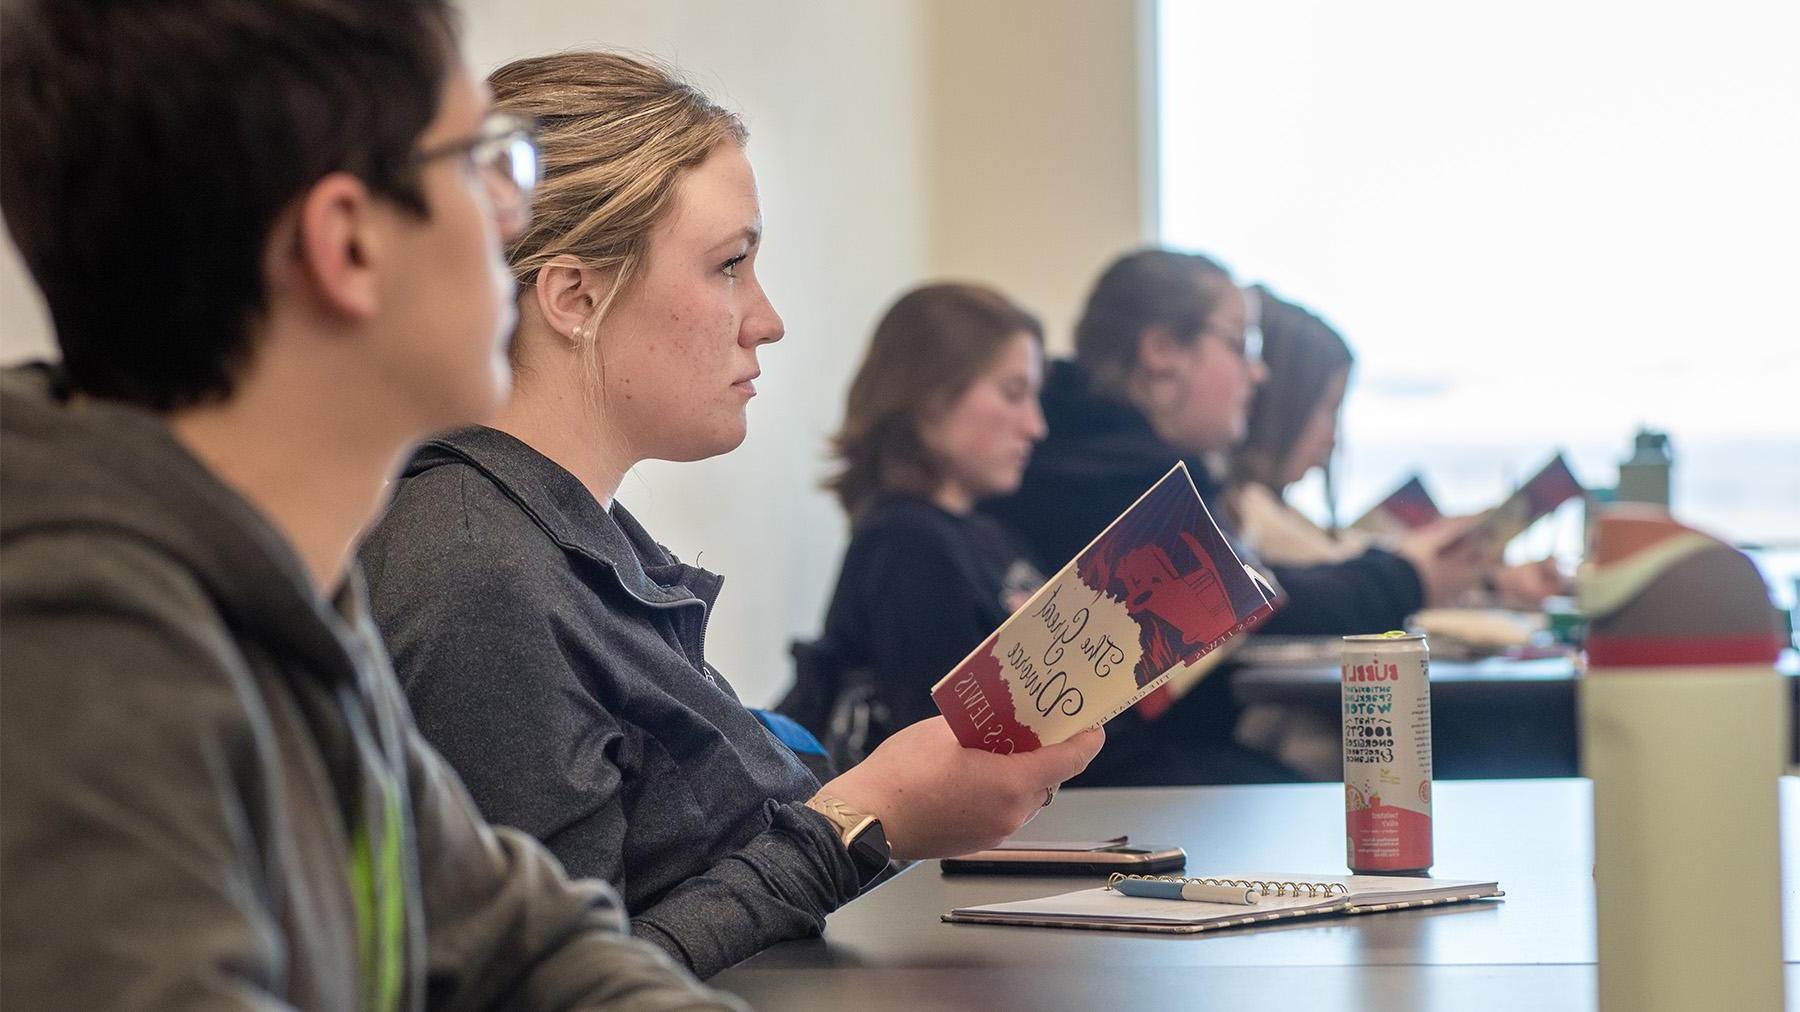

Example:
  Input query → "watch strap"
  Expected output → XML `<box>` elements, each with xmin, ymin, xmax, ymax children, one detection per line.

<box><xmin>805</xmin><ymin>795</ymin><xmax>891</xmax><ymax>885</ymax></box>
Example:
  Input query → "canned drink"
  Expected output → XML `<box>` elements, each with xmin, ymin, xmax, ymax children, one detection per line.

<box><xmin>1342</xmin><ymin>631</ymin><xmax>1432</xmax><ymax>873</ymax></box>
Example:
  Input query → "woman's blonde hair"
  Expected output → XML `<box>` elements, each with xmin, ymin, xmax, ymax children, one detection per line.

<box><xmin>489</xmin><ymin>51</ymin><xmax>746</xmax><ymax>349</ymax></box>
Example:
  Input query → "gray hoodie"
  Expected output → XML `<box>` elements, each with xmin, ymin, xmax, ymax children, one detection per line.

<box><xmin>0</xmin><ymin>365</ymin><xmax>744</xmax><ymax>1010</ymax></box>
<box><xmin>360</xmin><ymin>427</ymin><xmax>863</xmax><ymax>980</ymax></box>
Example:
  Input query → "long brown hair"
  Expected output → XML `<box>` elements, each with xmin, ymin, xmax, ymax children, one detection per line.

<box><xmin>828</xmin><ymin>283</ymin><xmax>1043</xmax><ymax>520</ymax></box>
<box><xmin>1230</xmin><ymin>284</ymin><xmax>1355</xmax><ymax>510</ymax></box>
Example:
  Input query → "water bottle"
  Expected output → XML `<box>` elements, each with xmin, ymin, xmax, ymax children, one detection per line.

<box><xmin>1615</xmin><ymin>429</ymin><xmax>1672</xmax><ymax>508</ymax></box>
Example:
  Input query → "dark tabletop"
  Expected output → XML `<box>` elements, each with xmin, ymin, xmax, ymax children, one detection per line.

<box><xmin>711</xmin><ymin>778</ymin><xmax>1800</xmax><ymax>1011</ymax></box>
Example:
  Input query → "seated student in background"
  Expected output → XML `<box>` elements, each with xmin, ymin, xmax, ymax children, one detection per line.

<box><xmin>983</xmin><ymin>249</ymin><xmax>1488</xmax><ymax>786</ymax></box>
<box><xmin>1223</xmin><ymin>285</ymin><xmax>1370</xmax><ymax>564</ymax></box>
<box><xmin>1226</xmin><ymin>285</ymin><xmax>1563</xmax><ymax>607</ymax></box>
<box><xmin>986</xmin><ymin>248</ymin><xmax>1490</xmax><ymax>634</ymax></box>
<box><xmin>0</xmin><ymin>3</ymin><xmax>731</xmax><ymax>1007</ymax></box>
<box><xmin>793</xmin><ymin>283</ymin><xmax>1049</xmax><ymax>762</ymax></box>
<box><xmin>359</xmin><ymin>51</ymin><xmax>1103</xmax><ymax>980</ymax></box>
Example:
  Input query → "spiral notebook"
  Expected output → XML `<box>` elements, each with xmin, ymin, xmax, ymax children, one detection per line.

<box><xmin>944</xmin><ymin>873</ymin><xmax>1503</xmax><ymax>934</ymax></box>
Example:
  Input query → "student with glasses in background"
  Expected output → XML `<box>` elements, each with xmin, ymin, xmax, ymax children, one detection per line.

<box><xmin>1224</xmin><ymin>284</ymin><xmax>1560</xmax><ymax>602</ymax></box>
<box><xmin>983</xmin><ymin>248</ymin><xmax>1490</xmax><ymax>787</ymax></box>
<box><xmin>0</xmin><ymin>2</ymin><xmax>736</xmax><ymax>1007</ymax></box>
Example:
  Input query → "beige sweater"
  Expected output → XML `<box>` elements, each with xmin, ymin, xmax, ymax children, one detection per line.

<box><xmin>1230</xmin><ymin>482</ymin><xmax>1378</xmax><ymax>566</ymax></box>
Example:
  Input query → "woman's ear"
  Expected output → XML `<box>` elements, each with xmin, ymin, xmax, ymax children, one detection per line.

<box><xmin>534</xmin><ymin>255</ymin><xmax>600</xmax><ymax>346</ymax></box>
<box><xmin>1135</xmin><ymin>323</ymin><xmax>1187</xmax><ymax>379</ymax></box>
<box><xmin>912</xmin><ymin>394</ymin><xmax>954</xmax><ymax>455</ymax></box>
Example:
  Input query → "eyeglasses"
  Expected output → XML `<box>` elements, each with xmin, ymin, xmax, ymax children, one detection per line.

<box><xmin>1205</xmin><ymin>323</ymin><xmax>1263</xmax><ymax>366</ymax></box>
<box><xmin>413</xmin><ymin>111</ymin><xmax>541</xmax><ymax>234</ymax></box>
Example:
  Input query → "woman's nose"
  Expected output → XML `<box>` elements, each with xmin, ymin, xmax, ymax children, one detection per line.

<box><xmin>742</xmin><ymin>287</ymin><xmax>785</xmax><ymax>347</ymax></box>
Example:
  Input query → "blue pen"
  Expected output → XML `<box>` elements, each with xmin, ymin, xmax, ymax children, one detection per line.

<box><xmin>1110</xmin><ymin>879</ymin><xmax>1258</xmax><ymax>906</ymax></box>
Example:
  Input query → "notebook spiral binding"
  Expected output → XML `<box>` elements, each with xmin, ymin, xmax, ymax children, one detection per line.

<box><xmin>1106</xmin><ymin>873</ymin><xmax>1350</xmax><ymax>898</ymax></box>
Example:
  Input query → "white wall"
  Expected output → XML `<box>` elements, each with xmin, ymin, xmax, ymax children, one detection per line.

<box><xmin>0</xmin><ymin>1</ymin><xmax>1150</xmax><ymax>706</ymax></box>
<box><xmin>924</xmin><ymin>0</ymin><xmax>1154</xmax><ymax>351</ymax></box>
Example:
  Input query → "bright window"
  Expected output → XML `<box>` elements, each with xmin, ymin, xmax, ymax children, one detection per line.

<box><xmin>1157</xmin><ymin>0</ymin><xmax>1800</xmax><ymax>599</ymax></box>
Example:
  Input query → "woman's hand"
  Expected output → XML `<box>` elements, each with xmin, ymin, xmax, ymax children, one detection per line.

<box><xmin>818</xmin><ymin>717</ymin><xmax>1105</xmax><ymax>860</ymax></box>
<box><xmin>1488</xmin><ymin>557</ymin><xmax>1569</xmax><ymax>609</ymax></box>
<box><xmin>1395</xmin><ymin>515</ymin><xmax>1496</xmax><ymax>608</ymax></box>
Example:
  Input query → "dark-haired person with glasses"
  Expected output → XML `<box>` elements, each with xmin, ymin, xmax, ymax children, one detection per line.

<box><xmin>416</xmin><ymin>111</ymin><xmax>543</xmax><ymax>239</ymax></box>
<box><xmin>983</xmin><ymin>248</ymin><xmax>1488</xmax><ymax>786</ymax></box>
<box><xmin>0</xmin><ymin>1</ymin><xmax>736</xmax><ymax>1007</ymax></box>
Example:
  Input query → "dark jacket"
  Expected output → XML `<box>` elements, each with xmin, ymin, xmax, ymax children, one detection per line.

<box><xmin>0</xmin><ymin>366</ymin><xmax>732</xmax><ymax>1010</ymax></box>
<box><xmin>818</xmin><ymin>493</ymin><xmax>1043</xmax><ymax>740</ymax></box>
<box><xmin>360</xmin><ymin>426</ymin><xmax>861</xmax><ymax>980</ymax></box>
<box><xmin>985</xmin><ymin>359</ymin><xmax>1424</xmax><ymax>637</ymax></box>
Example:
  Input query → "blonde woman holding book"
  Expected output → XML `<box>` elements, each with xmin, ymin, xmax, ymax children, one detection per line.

<box><xmin>359</xmin><ymin>51</ymin><xmax>1102</xmax><ymax>979</ymax></box>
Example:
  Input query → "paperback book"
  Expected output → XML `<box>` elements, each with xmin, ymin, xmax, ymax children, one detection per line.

<box><xmin>1465</xmin><ymin>452</ymin><xmax>1585</xmax><ymax>547</ymax></box>
<box><xmin>930</xmin><ymin>463</ymin><xmax>1278</xmax><ymax>753</ymax></box>
<box><xmin>1349</xmin><ymin>474</ymin><xmax>1441</xmax><ymax>536</ymax></box>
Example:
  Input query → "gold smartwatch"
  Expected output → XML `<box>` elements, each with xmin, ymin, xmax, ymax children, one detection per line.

<box><xmin>804</xmin><ymin>795</ymin><xmax>892</xmax><ymax>886</ymax></box>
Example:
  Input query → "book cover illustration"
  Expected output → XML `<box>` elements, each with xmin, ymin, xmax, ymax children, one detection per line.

<box><xmin>1134</xmin><ymin>557</ymin><xmax>1284</xmax><ymax>721</ymax></box>
<box><xmin>1470</xmin><ymin>452</ymin><xmax>1584</xmax><ymax>547</ymax></box>
<box><xmin>1350</xmin><ymin>474</ymin><xmax>1441</xmax><ymax>535</ymax></box>
<box><xmin>931</xmin><ymin>463</ymin><xmax>1277</xmax><ymax>753</ymax></box>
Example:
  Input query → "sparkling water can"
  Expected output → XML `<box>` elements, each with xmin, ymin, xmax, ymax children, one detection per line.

<box><xmin>1342</xmin><ymin>631</ymin><xmax>1432</xmax><ymax>873</ymax></box>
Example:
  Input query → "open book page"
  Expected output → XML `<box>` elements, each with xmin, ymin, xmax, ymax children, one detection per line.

<box><xmin>947</xmin><ymin>874</ymin><xmax>1502</xmax><ymax>930</ymax></box>
<box><xmin>930</xmin><ymin>462</ymin><xmax>1279</xmax><ymax>753</ymax></box>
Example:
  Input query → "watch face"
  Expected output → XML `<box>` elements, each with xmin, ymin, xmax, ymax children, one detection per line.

<box><xmin>847</xmin><ymin>819</ymin><xmax>891</xmax><ymax>882</ymax></box>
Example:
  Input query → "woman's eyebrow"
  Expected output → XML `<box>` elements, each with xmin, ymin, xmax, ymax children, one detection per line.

<box><xmin>710</xmin><ymin>225</ymin><xmax>761</xmax><ymax>252</ymax></box>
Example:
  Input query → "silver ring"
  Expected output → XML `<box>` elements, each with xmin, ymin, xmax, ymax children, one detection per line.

<box><xmin>1041</xmin><ymin>784</ymin><xmax>1058</xmax><ymax>808</ymax></box>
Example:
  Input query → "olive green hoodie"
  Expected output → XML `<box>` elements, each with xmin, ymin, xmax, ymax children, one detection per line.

<box><xmin>0</xmin><ymin>364</ymin><xmax>743</xmax><ymax>1010</ymax></box>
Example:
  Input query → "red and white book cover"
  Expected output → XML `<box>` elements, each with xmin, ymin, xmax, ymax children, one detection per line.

<box><xmin>931</xmin><ymin>463</ymin><xmax>1279</xmax><ymax>753</ymax></box>
<box><xmin>1472</xmin><ymin>452</ymin><xmax>1584</xmax><ymax>546</ymax></box>
<box><xmin>1350</xmin><ymin>474</ymin><xmax>1441</xmax><ymax>536</ymax></box>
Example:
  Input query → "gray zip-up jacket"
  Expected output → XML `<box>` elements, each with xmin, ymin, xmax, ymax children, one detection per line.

<box><xmin>0</xmin><ymin>365</ymin><xmax>741</xmax><ymax>1010</ymax></box>
<box><xmin>359</xmin><ymin>427</ymin><xmax>862</xmax><ymax>980</ymax></box>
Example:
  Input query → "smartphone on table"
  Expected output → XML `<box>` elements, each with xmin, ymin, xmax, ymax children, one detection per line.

<box><xmin>939</xmin><ymin>836</ymin><xmax>1186</xmax><ymax>876</ymax></box>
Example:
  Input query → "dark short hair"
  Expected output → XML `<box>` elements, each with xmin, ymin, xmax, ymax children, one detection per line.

<box><xmin>829</xmin><ymin>283</ymin><xmax>1043</xmax><ymax>520</ymax></box>
<box><xmin>0</xmin><ymin>0</ymin><xmax>457</xmax><ymax>411</ymax></box>
<box><xmin>1073</xmin><ymin>248</ymin><xmax>1233</xmax><ymax>400</ymax></box>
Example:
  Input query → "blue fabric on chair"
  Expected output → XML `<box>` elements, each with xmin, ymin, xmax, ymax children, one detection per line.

<box><xmin>751</xmin><ymin>708</ymin><xmax>836</xmax><ymax>784</ymax></box>
<box><xmin>751</xmin><ymin>708</ymin><xmax>827</xmax><ymax>757</ymax></box>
